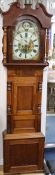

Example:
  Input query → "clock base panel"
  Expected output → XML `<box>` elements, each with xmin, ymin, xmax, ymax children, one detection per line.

<box><xmin>3</xmin><ymin>131</ymin><xmax>44</xmax><ymax>174</ymax></box>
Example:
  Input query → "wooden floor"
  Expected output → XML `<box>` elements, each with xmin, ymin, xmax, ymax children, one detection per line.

<box><xmin>0</xmin><ymin>172</ymin><xmax>44</xmax><ymax>175</ymax></box>
<box><xmin>0</xmin><ymin>172</ymin><xmax>45</xmax><ymax>175</ymax></box>
<box><xmin>0</xmin><ymin>167</ymin><xmax>45</xmax><ymax>175</ymax></box>
<box><xmin>0</xmin><ymin>166</ymin><xmax>3</xmax><ymax>175</ymax></box>
<box><xmin>0</xmin><ymin>172</ymin><xmax>3</xmax><ymax>175</ymax></box>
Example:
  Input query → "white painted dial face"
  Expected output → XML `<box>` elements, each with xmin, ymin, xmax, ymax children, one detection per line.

<box><xmin>13</xmin><ymin>19</ymin><xmax>40</xmax><ymax>60</ymax></box>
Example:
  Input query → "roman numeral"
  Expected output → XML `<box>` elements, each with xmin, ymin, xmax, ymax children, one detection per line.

<box><xmin>19</xmin><ymin>53</ymin><xmax>22</xmax><ymax>57</ymax></box>
<box><xmin>35</xmin><ymin>45</ymin><xmax>38</xmax><ymax>47</ymax></box>
<box><xmin>20</xmin><ymin>34</ymin><xmax>23</xmax><ymax>38</ymax></box>
<box><xmin>25</xmin><ymin>33</ymin><xmax>28</xmax><ymax>38</ymax></box>
<box><xmin>33</xmin><ymin>49</ymin><xmax>37</xmax><ymax>53</ymax></box>
<box><xmin>15</xmin><ymin>49</ymin><xmax>19</xmax><ymax>52</ymax></box>
<box><xmin>25</xmin><ymin>53</ymin><xmax>27</xmax><ymax>58</ymax></box>
<box><xmin>13</xmin><ymin>45</ymin><xmax>17</xmax><ymax>47</ymax></box>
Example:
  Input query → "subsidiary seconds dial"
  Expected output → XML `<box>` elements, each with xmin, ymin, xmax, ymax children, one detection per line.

<box><xmin>13</xmin><ymin>19</ymin><xmax>40</xmax><ymax>60</ymax></box>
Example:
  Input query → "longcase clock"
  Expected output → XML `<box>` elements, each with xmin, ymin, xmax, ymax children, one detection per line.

<box><xmin>3</xmin><ymin>2</ymin><xmax>52</xmax><ymax>174</ymax></box>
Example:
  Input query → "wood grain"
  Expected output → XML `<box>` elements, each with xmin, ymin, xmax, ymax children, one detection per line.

<box><xmin>3</xmin><ymin>2</ymin><xmax>52</xmax><ymax>174</ymax></box>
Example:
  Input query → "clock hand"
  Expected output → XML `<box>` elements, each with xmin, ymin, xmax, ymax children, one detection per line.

<box><xmin>35</xmin><ymin>45</ymin><xmax>38</xmax><ymax>47</ymax></box>
<box><xmin>15</xmin><ymin>37</ymin><xmax>27</xmax><ymax>44</ymax></box>
<box><xmin>15</xmin><ymin>33</ymin><xmax>23</xmax><ymax>41</ymax></box>
<box><xmin>20</xmin><ymin>33</ymin><xmax>23</xmax><ymax>38</ymax></box>
<box><xmin>25</xmin><ymin>53</ymin><xmax>26</xmax><ymax>59</ymax></box>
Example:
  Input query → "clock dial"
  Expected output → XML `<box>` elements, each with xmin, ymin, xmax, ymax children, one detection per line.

<box><xmin>13</xmin><ymin>19</ymin><xmax>40</xmax><ymax>60</ymax></box>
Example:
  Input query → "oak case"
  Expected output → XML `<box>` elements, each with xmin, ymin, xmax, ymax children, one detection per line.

<box><xmin>3</xmin><ymin>2</ymin><xmax>52</xmax><ymax>174</ymax></box>
<box><xmin>7</xmin><ymin>67</ymin><xmax>43</xmax><ymax>133</ymax></box>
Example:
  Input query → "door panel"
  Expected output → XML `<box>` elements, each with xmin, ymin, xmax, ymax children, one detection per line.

<box><xmin>12</xmin><ymin>76</ymin><xmax>38</xmax><ymax>132</ymax></box>
<box><xmin>13</xmin><ymin>77</ymin><xmax>37</xmax><ymax>114</ymax></box>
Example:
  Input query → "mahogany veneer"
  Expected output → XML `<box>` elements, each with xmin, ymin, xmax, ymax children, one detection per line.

<box><xmin>3</xmin><ymin>131</ymin><xmax>44</xmax><ymax>174</ymax></box>
<box><xmin>2</xmin><ymin>2</ymin><xmax>52</xmax><ymax>174</ymax></box>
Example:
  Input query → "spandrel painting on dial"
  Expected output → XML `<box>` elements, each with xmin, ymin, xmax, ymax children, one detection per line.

<box><xmin>13</xmin><ymin>17</ymin><xmax>40</xmax><ymax>60</ymax></box>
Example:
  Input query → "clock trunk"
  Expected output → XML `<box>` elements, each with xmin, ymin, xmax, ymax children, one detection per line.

<box><xmin>7</xmin><ymin>66</ymin><xmax>43</xmax><ymax>134</ymax></box>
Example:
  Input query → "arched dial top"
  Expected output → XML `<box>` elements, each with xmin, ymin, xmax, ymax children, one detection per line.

<box><xmin>13</xmin><ymin>18</ymin><xmax>40</xmax><ymax>60</ymax></box>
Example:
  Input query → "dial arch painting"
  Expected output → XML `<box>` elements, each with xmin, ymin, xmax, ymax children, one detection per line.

<box><xmin>13</xmin><ymin>17</ymin><xmax>40</xmax><ymax>60</ymax></box>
